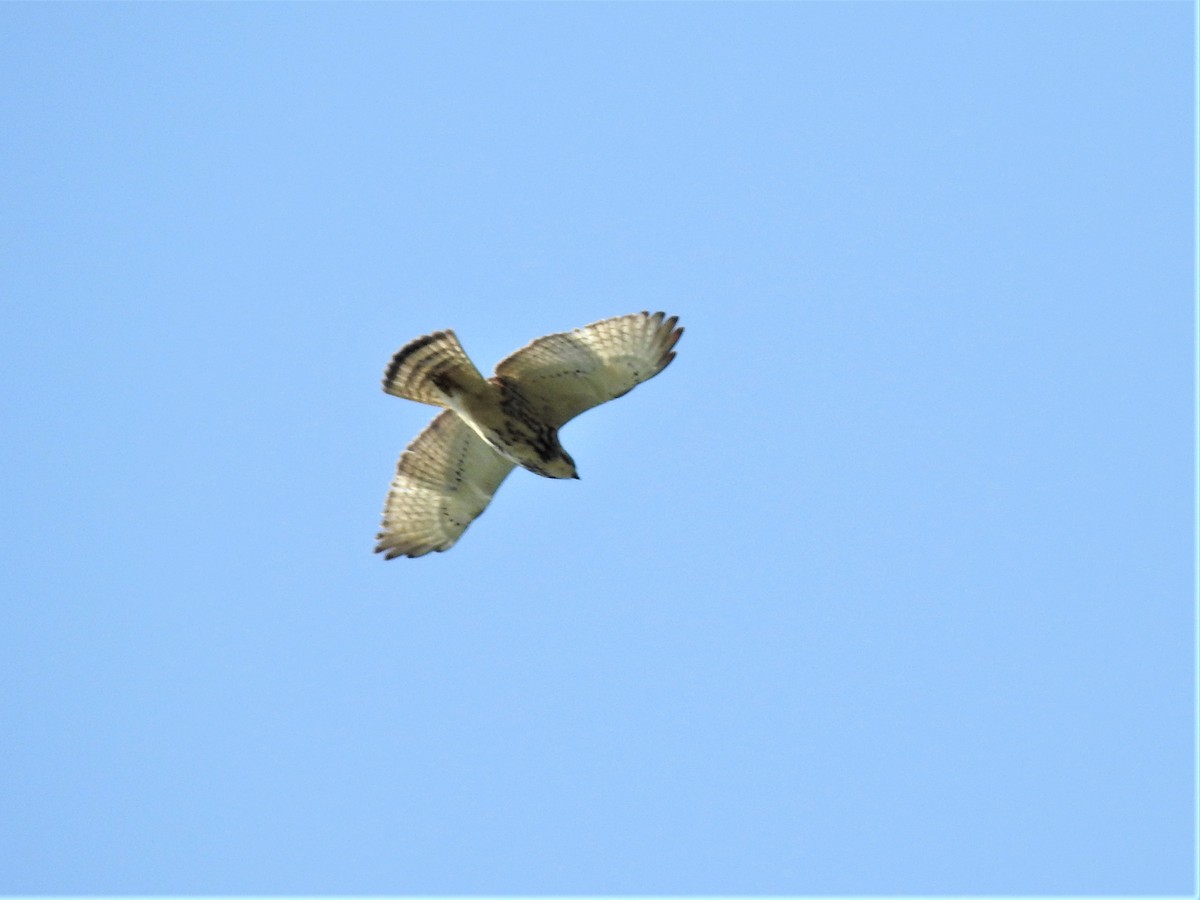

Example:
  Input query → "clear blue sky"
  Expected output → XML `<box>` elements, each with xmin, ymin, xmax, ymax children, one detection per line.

<box><xmin>1</xmin><ymin>2</ymin><xmax>1194</xmax><ymax>895</ymax></box>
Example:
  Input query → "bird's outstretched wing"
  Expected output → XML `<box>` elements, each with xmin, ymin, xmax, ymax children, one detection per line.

<box><xmin>376</xmin><ymin>410</ymin><xmax>516</xmax><ymax>559</ymax></box>
<box><xmin>493</xmin><ymin>311</ymin><xmax>683</xmax><ymax>427</ymax></box>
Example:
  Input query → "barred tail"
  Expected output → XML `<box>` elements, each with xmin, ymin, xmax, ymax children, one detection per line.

<box><xmin>382</xmin><ymin>330</ymin><xmax>487</xmax><ymax>407</ymax></box>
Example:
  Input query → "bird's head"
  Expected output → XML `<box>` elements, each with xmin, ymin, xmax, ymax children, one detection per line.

<box><xmin>542</xmin><ymin>451</ymin><xmax>579</xmax><ymax>480</ymax></box>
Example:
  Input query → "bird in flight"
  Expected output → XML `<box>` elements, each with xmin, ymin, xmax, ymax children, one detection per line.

<box><xmin>376</xmin><ymin>311</ymin><xmax>683</xmax><ymax>558</ymax></box>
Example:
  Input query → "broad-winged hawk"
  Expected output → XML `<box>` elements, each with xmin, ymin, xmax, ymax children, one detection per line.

<box><xmin>376</xmin><ymin>311</ymin><xmax>683</xmax><ymax>558</ymax></box>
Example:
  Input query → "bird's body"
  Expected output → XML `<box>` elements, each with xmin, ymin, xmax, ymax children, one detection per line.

<box><xmin>376</xmin><ymin>311</ymin><xmax>683</xmax><ymax>558</ymax></box>
<box><xmin>454</xmin><ymin>375</ymin><xmax>578</xmax><ymax>480</ymax></box>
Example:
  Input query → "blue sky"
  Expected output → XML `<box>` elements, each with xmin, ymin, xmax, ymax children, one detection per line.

<box><xmin>0</xmin><ymin>2</ymin><xmax>1194</xmax><ymax>895</ymax></box>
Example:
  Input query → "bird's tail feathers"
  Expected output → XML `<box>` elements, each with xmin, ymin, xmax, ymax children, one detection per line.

<box><xmin>382</xmin><ymin>330</ymin><xmax>487</xmax><ymax>407</ymax></box>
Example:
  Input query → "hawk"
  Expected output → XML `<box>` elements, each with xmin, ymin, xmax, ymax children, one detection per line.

<box><xmin>376</xmin><ymin>311</ymin><xmax>683</xmax><ymax>559</ymax></box>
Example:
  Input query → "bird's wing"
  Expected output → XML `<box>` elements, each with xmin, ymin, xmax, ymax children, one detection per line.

<box><xmin>376</xmin><ymin>410</ymin><xmax>517</xmax><ymax>559</ymax></box>
<box><xmin>493</xmin><ymin>311</ymin><xmax>683</xmax><ymax>427</ymax></box>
